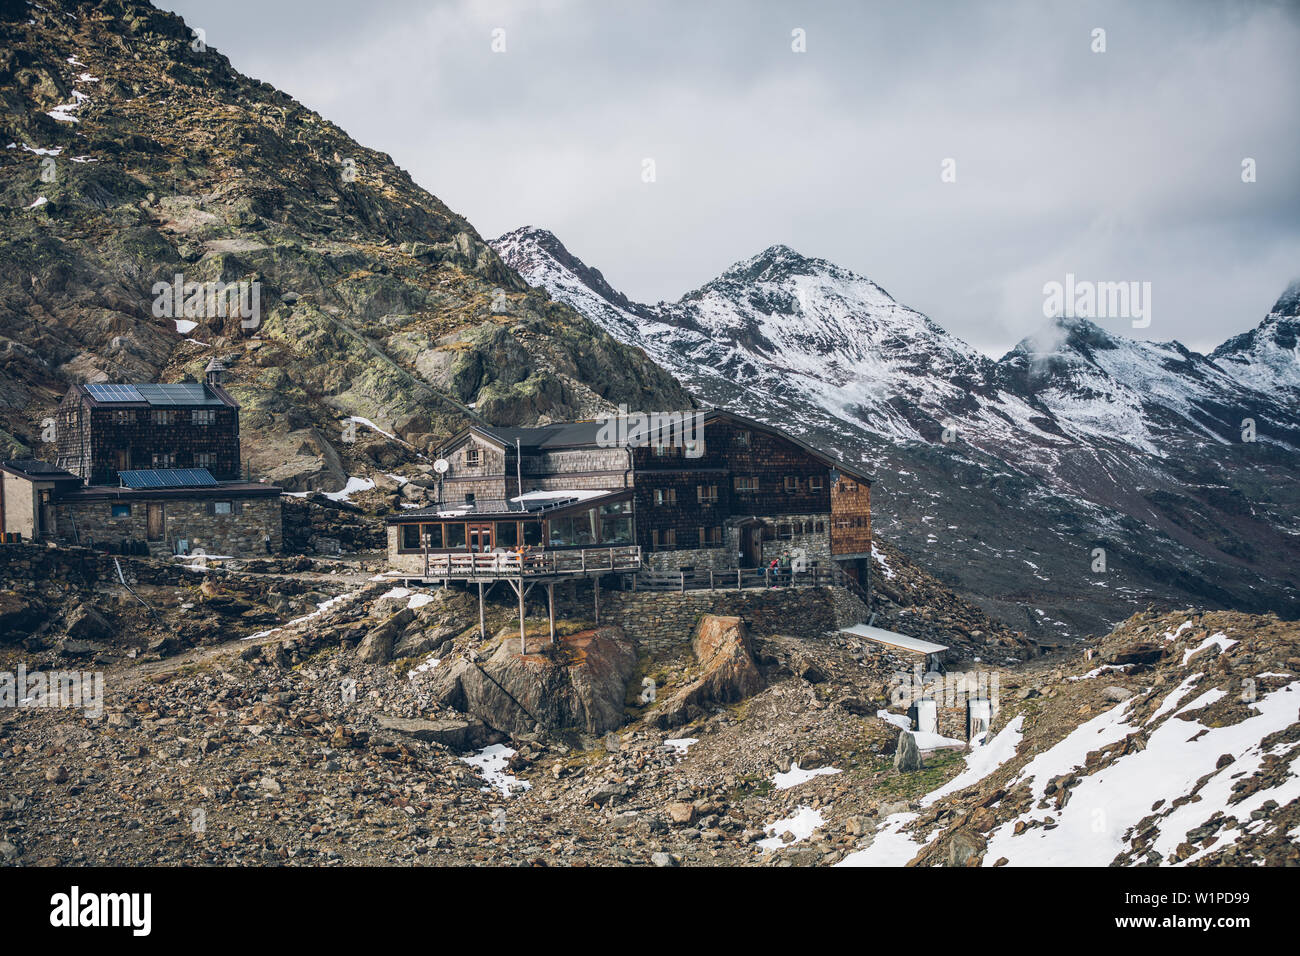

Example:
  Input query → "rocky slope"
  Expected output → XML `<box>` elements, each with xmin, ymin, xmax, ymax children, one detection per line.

<box><xmin>844</xmin><ymin>608</ymin><xmax>1300</xmax><ymax>867</ymax></box>
<box><xmin>0</xmin><ymin>1</ymin><xmax>690</xmax><ymax>492</ymax></box>
<box><xmin>3</xmin><ymin>541</ymin><xmax>1295</xmax><ymax>866</ymax></box>
<box><xmin>494</xmin><ymin>227</ymin><xmax>1300</xmax><ymax>640</ymax></box>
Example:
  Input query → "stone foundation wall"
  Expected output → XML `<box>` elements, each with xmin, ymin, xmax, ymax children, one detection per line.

<box><xmin>589</xmin><ymin>585</ymin><xmax>850</xmax><ymax>654</ymax></box>
<box><xmin>643</xmin><ymin>546</ymin><xmax>734</xmax><ymax>571</ymax></box>
<box><xmin>55</xmin><ymin>497</ymin><xmax>281</xmax><ymax>559</ymax></box>
<box><xmin>0</xmin><ymin>541</ymin><xmax>209</xmax><ymax>588</ymax></box>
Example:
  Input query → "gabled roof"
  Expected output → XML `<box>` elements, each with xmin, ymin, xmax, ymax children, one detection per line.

<box><xmin>435</xmin><ymin>408</ymin><xmax>873</xmax><ymax>483</ymax></box>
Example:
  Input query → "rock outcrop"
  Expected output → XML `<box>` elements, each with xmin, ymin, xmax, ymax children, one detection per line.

<box><xmin>429</xmin><ymin>626</ymin><xmax>638</xmax><ymax>737</ymax></box>
<box><xmin>654</xmin><ymin>615</ymin><xmax>764</xmax><ymax>728</ymax></box>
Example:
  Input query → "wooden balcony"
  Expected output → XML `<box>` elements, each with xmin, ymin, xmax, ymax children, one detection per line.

<box><xmin>392</xmin><ymin>545</ymin><xmax>642</xmax><ymax>583</ymax></box>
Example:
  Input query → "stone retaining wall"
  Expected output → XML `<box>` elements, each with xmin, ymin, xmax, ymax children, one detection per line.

<box><xmin>587</xmin><ymin>585</ymin><xmax>855</xmax><ymax>654</ymax></box>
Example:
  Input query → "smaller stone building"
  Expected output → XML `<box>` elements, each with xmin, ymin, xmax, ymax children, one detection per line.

<box><xmin>54</xmin><ymin>472</ymin><xmax>281</xmax><ymax>558</ymax></box>
<box><xmin>0</xmin><ymin>460</ymin><xmax>82</xmax><ymax>541</ymax></box>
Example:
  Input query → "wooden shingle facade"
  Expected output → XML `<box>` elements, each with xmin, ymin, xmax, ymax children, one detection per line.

<box><xmin>56</xmin><ymin>378</ymin><xmax>241</xmax><ymax>485</ymax></box>
<box><xmin>387</xmin><ymin>409</ymin><xmax>873</xmax><ymax>582</ymax></box>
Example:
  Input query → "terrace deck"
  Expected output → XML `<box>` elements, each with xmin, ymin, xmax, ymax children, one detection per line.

<box><xmin>387</xmin><ymin>544</ymin><xmax>641</xmax><ymax>585</ymax></box>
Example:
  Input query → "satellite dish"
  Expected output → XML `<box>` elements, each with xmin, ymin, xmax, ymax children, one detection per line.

<box><xmin>433</xmin><ymin>458</ymin><xmax>449</xmax><ymax>474</ymax></box>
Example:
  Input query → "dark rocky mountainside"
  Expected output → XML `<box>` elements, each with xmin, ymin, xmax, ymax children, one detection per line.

<box><xmin>495</xmin><ymin>227</ymin><xmax>1300</xmax><ymax>641</ymax></box>
<box><xmin>0</xmin><ymin>0</ymin><xmax>689</xmax><ymax>490</ymax></box>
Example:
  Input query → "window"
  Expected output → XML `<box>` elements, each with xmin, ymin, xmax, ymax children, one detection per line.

<box><xmin>653</xmin><ymin>443</ymin><xmax>670</xmax><ymax>457</ymax></box>
<box><xmin>809</xmin><ymin>476</ymin><xmax>824</xmax><ymax>492</ymax></box>
<box><xmin>192</xmin><ymin>409</ymin><xmax>215</xmax><ymax>425</ymax></box>
<box><xmin>465</xmin><ymin>447</ymin><xmax>481</xmax><ymax>467</ymax></box>
<box><xmin>523</xmin><ymin>522</ymin><xmax>543</xmax><ymax>546</ymax></box>
<box><xmin>699</xmin><ymin>525</ymin><xmax>723</xmax><ymax>547</ymax></box>
<box><xmin>735</xmin><ymin>430</ymin><xmax>751</xmax><ymax>447</ymax></box>
<box><xmin>600</xmin><ymin>515</ymin><xmax>633</xmax><ymax>544</ymax></box>
<box><xmin>212</xmin><ymin>501</ymin><xmax>233</xmax><ymax>515</ymax></box>
<box><xmin>111</xmin><ymin>504</ymin><xmax>131</xmax><ymax>518</ymax></box>
<box><xmin>194</xmin><ymin>453</ymin><xmax>215</xmax><ymax>469</ymax></box>
<box><xmin>402</xmin><ymin>524</ymin><xmax>421</xmax><ymax>549</ymax></box>
<box><xmin>734</xmin><ymin>476</ymin><xmax>758</xmax><ymax>493</ymax></box>
<box><xmin>651</xmin><ymin>528</ymin><xmax>677</xmax><ymax>550</ymax></box>
<box><xmin>152</xmin><ymin>410</ymin><xmax>172</xmax><ymax>426</ymax></box>
<box><xmin>549</xmin><ymin>512</ymin><xmax>598</xmax><ymax>547</ymax></box>
<box><xmin>653</xmin><ymin>488</ymin><xmax>676</xmax><ymax>507</ymax></box>
<box><xmin>112</xmin><ymin>410</ymin><xmax>132</xmax><ymax>425</ymax></box>
<box><xmin>444</xmin><ymin>523</ymin><xmax>466</xmax><ymax>549</ymax></box>
<box><xmin>777</xmin><ymin>523</ymin><xmax>793</xmax><ymax>540</ymax></box>
<box><xmin>683</xmin><ymin>439</ymin><xmax>703</xmax><ymax>457</ymax></box>
<box><xmin>423</xmin><ymin>524</ymin><xmax>443</xmax><ymax>549</ymax></box>
<box><xmin>496</xmin><ymin>521</ymin><xmax>518</xmax><ymax>547</ymax></box>
<box><xmin>784</xmin><ymin>476</ymin><xmax>799</xmax><ymax>493</ymax></box>
<box><xmin>152</xmin><ymin>452</ymin><xmax>176</xmax><ymax>468</ymax></box>
<box><xmin>465</xmin><ymin>492</ymin><xmax>476</xmax><ymax>506</ymax></box>
<box><xmin>814</xmin><ymin>520</ymin><xmax>825</xmax><ymax>534</ymax></box>
<box><xmin>697</xmin><ymin>485</ymin><xmax>718</xmax><ymax>505</ymax></box>
<box><xmin>840</xmin><ymin>480</ymin><xmax>857</xmax><ymax>493</ymax></box>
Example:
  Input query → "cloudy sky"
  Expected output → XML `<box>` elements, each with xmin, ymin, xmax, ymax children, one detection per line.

<box><xmin>159</xmin><ymin>0</ymin><xmax>1300</xmax><ymax>355</ymax></box>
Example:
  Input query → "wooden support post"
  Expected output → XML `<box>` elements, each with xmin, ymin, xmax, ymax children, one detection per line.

<box><xmin>679</xmin><ymin>570</ymin><xmax>685</xmax><ymax>593</ymax></box>
<box><xmin>709</xmin><ymin>569</ymin><xmax>714</xmax><ymax>590</ymax></box>
<box><xmin>477</xmin><ymin>580</ymin><xmax>485</xmax><ymax>640</ymax></box>
<box><xmin>737</xmin><ymin>567</ymin><xmax>742</xmax><ymax>590</ymax></box>
<box><xmin>547</xmin><ymin>582</ymin><xmax>556</xmax><ymax>645</ymax></box>
<box><xmin>594</xmin><ymin>575</ymin><xmax>600</xmax><ymax>625</ymax></box>
<box><xmin>518</xmin><ymin>575</ymin><xmax>526</xmax><ymax>653</ymax></box>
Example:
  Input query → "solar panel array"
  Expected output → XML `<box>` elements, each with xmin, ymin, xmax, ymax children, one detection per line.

<box><xmin>84</xmin><ymin>383</ymin><xmax>225</xmax><ymax>406</ymax></box>
<box><xmin>119</xmin><ymin>468</ymin><xmax>219</xmax><ymax>489</ymax></box>
<box><xmin>134</xmin><ymin>383</ymin><xmax>223</xmax><ymax>407</ymax></box>
<box><xmin>84</xmin><ymin>383</ymin><xmax>145</xmax><ymax>403</ymax></box>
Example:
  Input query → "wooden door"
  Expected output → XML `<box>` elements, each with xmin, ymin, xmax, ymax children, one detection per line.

<box><xmin>468</xmin><ymin>523</ymin><xmax>493</xmax><ymax>552</ymax></box>
<box><xmin>146</xmin><ymin>503</ymin><xmax>164</xmax><ymax>541</ymax></box>
<box><xmin>741</xmin><ymin>525</ymin><xmax>762</xmax><ymax>567</ymax></box>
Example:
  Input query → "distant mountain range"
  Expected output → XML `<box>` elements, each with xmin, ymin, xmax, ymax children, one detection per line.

<box><xmin>494</xmin><ymin>226</ymin><xmax>1300</xmax><ymax>639</ymax></box>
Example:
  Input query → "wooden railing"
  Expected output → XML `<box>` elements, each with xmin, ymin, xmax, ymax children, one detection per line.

<box><xmin>417</xmin><ymin>545</ymin><xmax>642</xmax><ymax>579</ymax></box>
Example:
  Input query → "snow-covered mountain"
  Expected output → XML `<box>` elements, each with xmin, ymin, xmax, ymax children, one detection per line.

<box><xmin>494</xmin><ymin>226</ymin><xmax>1300</xmax><ymax>639</ymax></box>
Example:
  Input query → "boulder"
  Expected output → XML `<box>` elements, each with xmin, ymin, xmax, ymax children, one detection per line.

<box><xmin>1106</xmin><ymin>643</ymin><xmax>1164</xmax><ymax>668</ymax></box>
<box><xmin>654</xmin><ymin>615</ymin><xmax>764</xmax><ymax>729</ymax></box>
<box><xmin>947</xmin><ymin>829</ymin><xmax>986</xmax><ymax>867</ymax></box>
<box><xmin>894</xmin><ymin>731</ymin><xmax>923</xmax><ymax>771</ymax></box>
<box><xmin>427</xmin><ymin>626</ymin><xmax>637</xmax><ymax>736</ymax></box>
<box><xmin>376</xmin><ymin>716</ymin><xmax>487</xmax><ymax>750</ymax></box>
<box><xmin>394</xmin><ymin>624</ymin><xmax>458</xmax><ymax>660</ymax></box>
<box><xmin>0</xmin><ymin>592</ymin><xmax>44</xmax><ymax>643</ymax></box>
<box><xmin>357</xmin><ymin>620</ymin><xmax>399</xmax><ymax>664</ymax></box>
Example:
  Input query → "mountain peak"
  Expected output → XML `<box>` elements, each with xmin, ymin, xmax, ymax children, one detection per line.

<box><xmin>1269</xmin><ymin>277</ymin><xmax>1300</xmax><ymax>318</ymax></box>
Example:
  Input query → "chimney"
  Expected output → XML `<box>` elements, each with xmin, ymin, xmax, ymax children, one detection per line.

<box><xmin>205</xmin><ymin>357</ymin><xmax>227</xmax><ymax>388</ymax></box>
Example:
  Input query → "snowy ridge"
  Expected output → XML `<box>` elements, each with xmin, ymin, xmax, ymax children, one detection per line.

<box><xmin>493</xmin><ymin>227</ymin><xmax>1298</xmax><ymax>460</ymax></box>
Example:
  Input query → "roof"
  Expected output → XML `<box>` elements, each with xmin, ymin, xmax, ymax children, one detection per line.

<box><xmin>74</xmin><ymin>382</ymin><xmax>234</xmax><ymax>408</ymax></box>
<box><xmin>838</xmin><ymin>623</ymin><xmax>948</xmax><ymax>655</ymax></box>
<box><xmin>62</xmin><ymin>481</ymin><xmax>281</xmax><ymax>502</ymax></box>
<box><xmin>439</xmin><ymin>408</ymin><xmax>874</xmax><ymax>483</ymax></box>
<box><xmin>0</xmin><ymin>459</ymin><xmax>81</xmax><ymax>481</ymax></box>
<box><xmin>388</xmin><ymin>488</ymin><xmax>630</xmax><ymax>523</ymax></box>
<box><xmin>119</xmin><ymin>468</ymin><xmax>218</xmax><ymax>489</ymax></box>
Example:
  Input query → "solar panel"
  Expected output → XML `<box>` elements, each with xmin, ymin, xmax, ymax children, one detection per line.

<box><xmin>135</xmin><ymin>383</ymin><xmax>223</xmax><ymax>407</ymax></box>
<box><xmin>119</xmin><ymin>468</ymin><xmax>219</xmax><ymax>489</ymax></box>
<box><xmin>85</xmin><ymin>383</ymin><xmax>145</xmax><ymax>403</ymax></box>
